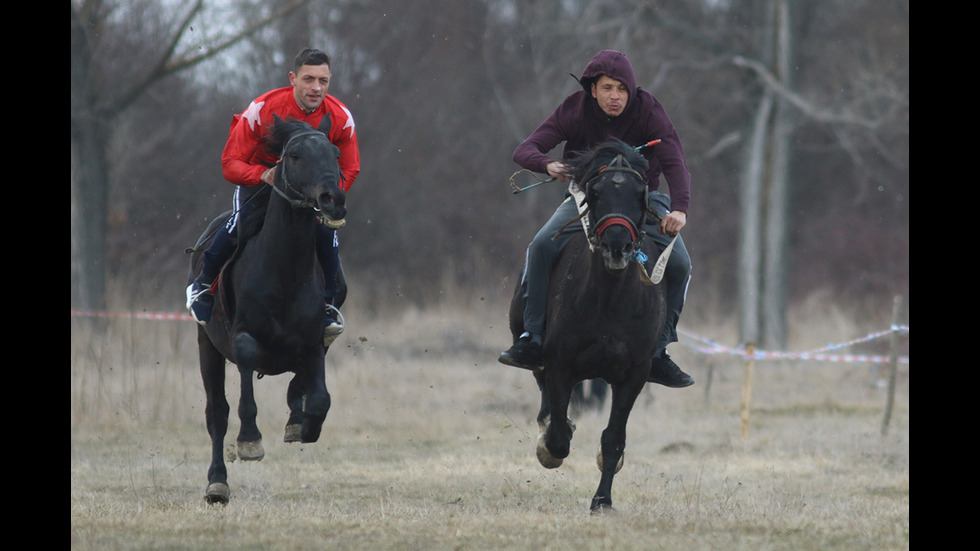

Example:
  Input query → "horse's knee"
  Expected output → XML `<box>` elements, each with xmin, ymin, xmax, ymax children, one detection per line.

<box><xmin>232</xmin><ymin>333</ymin><xmax>258</xmax><ymax>366</ymax></box>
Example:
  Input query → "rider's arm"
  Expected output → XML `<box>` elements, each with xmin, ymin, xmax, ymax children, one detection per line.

<box><xmin>514</xmin><ymin>102</ymin><xmax>571</xmax><ymax>175</ymax></box>
<box><xmin>221</xmin><ymin>111</ymin><xmax>271</xmax><ymax>187</ymax></box>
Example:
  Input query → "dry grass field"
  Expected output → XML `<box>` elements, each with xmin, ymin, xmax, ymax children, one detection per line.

<box><xmin>71</xmin><ymin>291</ymin><xmax>908</xmax><ymax>550</ymax></box>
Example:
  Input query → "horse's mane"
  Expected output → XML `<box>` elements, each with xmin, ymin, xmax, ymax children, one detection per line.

<box><xmin>235</xmin><ymin>117</ymin><xmax>320</xmax><ymax>242</ymax></box>
<box><xmin>566</xmin><ymin>139</ymin><xmax>649</xmax><ymax>184</ymax></box>
<box><xmin>263</xmin><ymin>117</ymin><xmax>312</xmax><ymax>158</ymax></box>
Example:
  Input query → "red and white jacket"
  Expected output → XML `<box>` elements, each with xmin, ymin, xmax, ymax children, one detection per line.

<box><xmin>221</xmin><ymin>86</ymin><xmax>360</xmax><ymax>192</ymax></box>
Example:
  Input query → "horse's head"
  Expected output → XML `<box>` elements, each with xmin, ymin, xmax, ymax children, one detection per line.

<box><xmin>267</xmin><ymin>116</ymin><xmax>347</xmax><ymax>227</ymax></box>
<box><xmin>570</xmin><ymin>140</ymin><xmax>650</xmax><ymax>271</ymax></box>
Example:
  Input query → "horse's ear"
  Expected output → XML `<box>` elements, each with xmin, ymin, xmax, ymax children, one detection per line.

<box><xmin>318</xmin><ymin>113</ymin><xmax>332</xmax><ymax>136</ymax></box>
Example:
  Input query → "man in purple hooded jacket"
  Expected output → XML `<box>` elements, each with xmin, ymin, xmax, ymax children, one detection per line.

<box><xmin>498</xmin><ymin>50</ymin><xmax>694</xmax><ymax>388</ymax></box>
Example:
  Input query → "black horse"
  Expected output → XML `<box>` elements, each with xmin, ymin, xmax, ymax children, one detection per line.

<box><xmin>186</xmin><ymin>116</ymin><xmax>347</xmax><ymax>504</ymax></box>
<box><xmin>507</xmin><ymin>140</ymin><xmax>666</xmax><ymax>514</ymax></box>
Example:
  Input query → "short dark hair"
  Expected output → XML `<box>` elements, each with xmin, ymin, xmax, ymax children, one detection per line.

<box><xmin>293</xmin><ymin>48</ymin><xmax>331</xmax><ymax>72</ymax></box>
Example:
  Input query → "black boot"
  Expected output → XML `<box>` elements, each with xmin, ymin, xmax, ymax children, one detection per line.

<box><xmin>498</xmin><ymin>335</ymin><xmax>542</xmax><ymax>370</ymax></box>
<box><xmin>648</xmin><ymin>353</ymin><xmax>694</xmax><ymax>387</ymax></box>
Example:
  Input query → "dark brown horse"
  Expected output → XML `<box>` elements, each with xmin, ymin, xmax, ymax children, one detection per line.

<box><xmin>187</xmin><ymin>116</ymin><xmax>347</xmax><ymax>504</ymax></box>
<box><xmin>507</xmin><ymin>140</ymin><xmax>665</xmax><ymax>513</ymax></box>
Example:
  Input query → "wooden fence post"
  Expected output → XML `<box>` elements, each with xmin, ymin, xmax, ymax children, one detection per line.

<box><xmin>881</xmin><ymin>296</ymin><xmax>902</xmax><ymax>436</ymax></box>
<box><xmin>741</xmin><ymin>342</ymin><xmax>756</xmax><ymax>439</ymax></box>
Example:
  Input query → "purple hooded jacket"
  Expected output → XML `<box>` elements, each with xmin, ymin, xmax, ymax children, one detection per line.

<box><xmin>513</xmin><ymin>50</ymin><xmax>691</xmax><ymax>214</ymax></box>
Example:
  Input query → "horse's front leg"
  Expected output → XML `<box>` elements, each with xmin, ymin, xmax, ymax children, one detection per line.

<box><xmin>283</xmin><ymin>375</ymin><xmax>305</xmax><ymax>443</ymax></box>
<box><xmin>534</xmin><ymin>369</ymin><xmax>549</xmax><ymax>434</ymax></box>
<box><xmin>199</xmin><ymin>332</ymin><xmax>231</xmax><ymax>504</ymax></box>
<box><xmin>590</xmin><ymin>378</ymin><xmax>644</xmax><ymax>514</ymax></box>
<box><xmin>299</xmin><ymin>355</ymin><xmax>331</xmax><ymax>443</ymax></box>
<box><xmin>537</xmin><ymin>370</ymin><xmax>575</xmax><ymax>469</ymax></box>
<box><xmin>235</xmin><ymin>366</ymin><xmax>264</xmax><ymax>461</ymax></box>
<box><xmin>232</xmin><ymin>333</ymin><xmax>264</xmax><ymax>461</ymax></box>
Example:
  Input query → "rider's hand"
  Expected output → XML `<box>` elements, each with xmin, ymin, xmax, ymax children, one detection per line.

<box><xmin>659</xmin><ymin>210</ymin><xmax>686</xmax><ymax>237</ymax></box>
<box><xmin>260</xmin><ymin>166</ymin><xmax>277</xmax><ymax>185</ymax></box>
<box><xmin>547</xmin><ymin>161</ymin><xmax>571</xmax><ymax>182</ymax></box>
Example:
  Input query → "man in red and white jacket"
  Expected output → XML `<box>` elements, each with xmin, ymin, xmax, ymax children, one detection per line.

<box><xmin>187</xmin><ymin>48</ymin><xmax>360</xmax><ymax>346</ymax></box>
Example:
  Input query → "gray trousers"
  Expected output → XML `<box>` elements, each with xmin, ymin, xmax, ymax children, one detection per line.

<box><xmin>520</xmin><ymin>191</ymin><xmax>691</xmax><ymax>352</ymax></box>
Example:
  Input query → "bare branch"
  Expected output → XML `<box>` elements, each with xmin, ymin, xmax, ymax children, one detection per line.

<box><xmin>110</xmin><ymin>0</ymin><xmax>312</xmax><ymax>117</ymax></box>
<box><xmin>732</xmin><ymin>54</ymin><xmax>883</xmax><ymax>129</ymax></box>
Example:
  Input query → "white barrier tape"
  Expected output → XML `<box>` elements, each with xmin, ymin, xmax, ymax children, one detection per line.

<box><xmin>678</xmin><ymin>327</ymin><xmax>909</xmax><ymax>365</ymax></box>
<box><xmin>71</xmin><ymin>309</ymin><xmax>193</xmax><ymax>321</ymax></box>
<box><xmin>71</xmin><ymin>310</ymin><xmax>909</xmax><ymax>365</ymax></box>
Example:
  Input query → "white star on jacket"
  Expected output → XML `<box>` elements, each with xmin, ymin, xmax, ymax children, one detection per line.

<box><xmin>242</xmin><ymin>100</ymin><xmax>265</xmax><ymax>131</ymax></box>
<box><xmin>341</xmin><ymin>105</ymin><xmax>355</xmax><ymax>138</ymax></box>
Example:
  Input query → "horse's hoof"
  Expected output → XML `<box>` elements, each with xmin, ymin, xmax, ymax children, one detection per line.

<box><xmin>590</xmin><ymin>501</ymin><xmax>616</xmax><ymax>515</ymax></box>
<box><xmin>536</xmin><ymin>434</ymin><xmax>563</xmax><ymax>469</ymax></box>
<box><xmin>237</xmin><ymin>439</ymin><xmax>264</xmax><ymax>461</ymax></box>
<box><xmin>596</xmin><ymin>448</ymin><xmax>624</xmax><ymax>473</ymax></box>
<box><xmin>205</xmin><ymin>483</ymin><xmax>230</xmax><ymax>505</ymax></box>
<box><xmin>284</xmin><ymin>424</ymin><xmax>302</xmax><ymax>443</ymax></box>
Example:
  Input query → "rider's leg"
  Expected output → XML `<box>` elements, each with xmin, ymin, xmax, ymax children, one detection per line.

<box><xmin>644</xmin><ymin>191</ymin><xmax>694</xmax><ymax>387</ymax></box>
<box><xmin>316</xmin><ymin>225</ymin><xmax>344</xmax><ymax>346</ymax></box>
<box><xmin>499</xmin><ymin>197</ymin><xmax>580</xmax><ymax>369</ymax></box>
<box><xmin>186</xmin><ymin>186</ymin><xmax>251</xmax><ymax>326</ymax></box>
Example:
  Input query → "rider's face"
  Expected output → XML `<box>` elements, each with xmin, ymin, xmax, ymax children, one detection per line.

<box><xmin>591</xmin><ymin>76</ymin><xmax>629</xmax><ymax>117</ymax></box>
<box><xmin>290</xmin><ymin>64</ymin><xmax>331</xmax><ymax>113</ymax></box>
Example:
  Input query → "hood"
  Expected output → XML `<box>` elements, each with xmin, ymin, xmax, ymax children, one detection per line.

<box><xmin>578</xmin><ymin>50</ymin><xmax>639</xmax><ymax>113</ymax></box>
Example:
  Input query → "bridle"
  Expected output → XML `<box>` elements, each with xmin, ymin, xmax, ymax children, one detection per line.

<box><xmin>577</xmin><ymin>153</ymin><xmax>649</xmax><ymax>254</ymax></box>
<box><xmin>272</xmin><ymin>129</ymin><xmax>339</xmax><ymax>212</ymax></box>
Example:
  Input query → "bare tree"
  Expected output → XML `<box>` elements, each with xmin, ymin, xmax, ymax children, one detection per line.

<box><xmin>76</xmin><ymin>0</ymin><xmax>907</xmax><ymax>324</ymax></box>
<box><xmin>70</xmin><ymin>0</ymin><xmax>311</xmax><ymax>310</ymax></box>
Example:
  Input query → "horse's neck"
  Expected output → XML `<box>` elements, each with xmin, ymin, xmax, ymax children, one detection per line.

<box><xmin>250</xmin><ymin>195</ymin><xmax>320</xmax><ymax>277</ymax></box>
<box><xmin>582</xmin><ymin>251</ymin><xmax>639</xmax><ymax>305</ymax></box>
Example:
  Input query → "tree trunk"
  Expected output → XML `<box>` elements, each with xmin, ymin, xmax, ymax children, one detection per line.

<box><xmin>737</xmin><ymin>89</ymin><xmax>772</xmax><ymax>346</ymax></box>
<box><xmin>738</xmin><ymin>0</ymin><xmax>795</xmax><ymax>349</ymax></box>
<box><xmin>761</xmin><ymin>0</ymin><xmax>795</xmax><ymax>349</ymax></box>
<box><xmin>71</xmin><ymin>5</ymin><xmax>109</xmax><ymax>310</ymax></box>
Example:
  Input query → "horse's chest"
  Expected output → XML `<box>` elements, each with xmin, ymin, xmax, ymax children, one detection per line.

<box><xmin>552</xmin><ymin>276</ymin><xmax>655</xmax><ymax>323</ymax></box>
<box><xmin>237</xmin><ymin>292</ymin><xmax>322</xmax><ymax>337</ymax></box>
